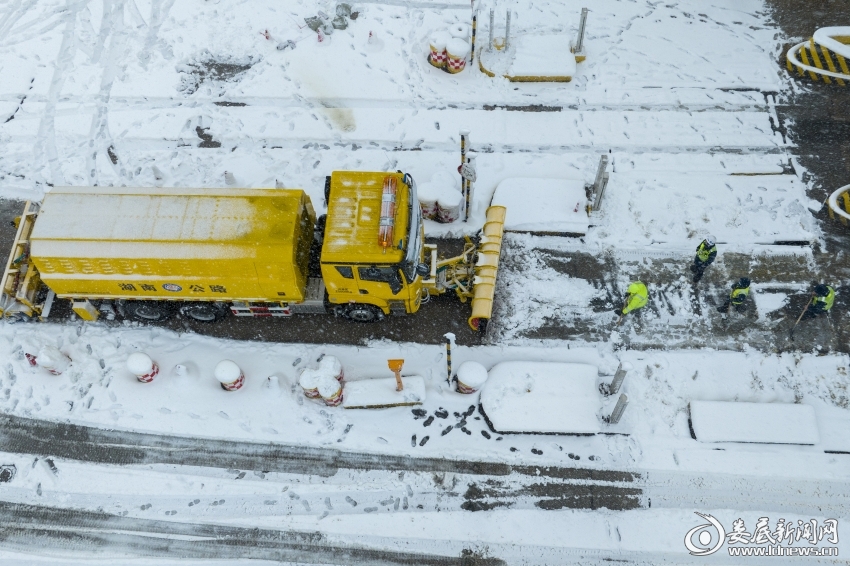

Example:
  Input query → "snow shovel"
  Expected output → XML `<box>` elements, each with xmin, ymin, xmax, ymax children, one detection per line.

<box><xmin>615</xmin><ymin>299</ymin><xmax>628</xmax><ymax>326</ymax></box>
<box><xmin>789</xmin><ymin>294</ymin><xmax>814</xmax><ymax>341</ymax></box>
<box><xmin>388</xmin><ymin>359</ymin><xmax>404</xmax><ymax>391</ymax></box>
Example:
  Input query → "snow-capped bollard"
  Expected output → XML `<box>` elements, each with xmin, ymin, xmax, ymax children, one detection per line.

<box><xmin>215</xmin><ymin>360</ymin><xmax>245</xmax><ymax>391</ymax></box>
<box><xmin>607</xmin><ymin>394</ymin><xmax>629</xmax><ymax>424</ymax></box>
<box><xmin>298</xmin><ymin>368</ymin><xmax>322</xmax><ymax>398</ymax></box>
<box><xmin>450</xmin><ymin>23</ymin><xmax>470</xmax><ymax>41</ymax></box>
<box><xmin>428</xmin><ymin>33</ymin><xmax>449</xmax><ymax>69</ymax></box>
<box><xmin>443</xmin><ymin>333</ymin><xmax>455</xmax><ymax>385</ymax></box>
<box><xmin>127</xmin><ymin>352</ymin><xmax>159</xmax><ymax>383</ymax></box>
<box><xmin>456</xmin><ymin>361</ymin><xmax>488</xmax><ymax>394</ymax></box>
<box><xmin>37</xmin><ymin>346</ymin><xmax>71</xmax><ymax>375</ymax></box>
<box><xmin>606</xmin><ymin>362</ymin><xmax>631</xmax><ymax>396</ymax></box>
<box><xmin>446</xmin><ymin>39</ymin><xmax>470</xmax><ymax>74</ymax></box>
<box><xmin>319</xmin><ymin>355</ymin><xmax>344</xmax><ymax>382</ymax></box>
<box><xmin>318</xmin><ymin>375</ymin><xmax>344</xmax><ymax>407</ymax></box>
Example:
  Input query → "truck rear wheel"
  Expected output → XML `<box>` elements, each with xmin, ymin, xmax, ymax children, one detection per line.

<box><xmin>180</xmin><ymin>303</ymin><xmax>228</xmax><ymax>322</ymax></box>
<box><xmin>341</xmin><ymin>304</ymin><xmax>384</xmax><ymax>323</ymax></box>
<box><xmin>124</xmin><ymin>301</ymin><xmax>175</xmax><ymax>322</ymax></box>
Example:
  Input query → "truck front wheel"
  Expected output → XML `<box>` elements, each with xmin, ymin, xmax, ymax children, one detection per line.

<box><xmin>341</xmin><ymin>304</ymin><xmax>385</xmax><ymax>323</ymax></box>
<box><xmin>124</xmin><ymin>301</ymin><xmax>175</xmax><ymax>322</ymax></box>
<box><xmin>180</xmin><ymin>302</ymin><xmax>228</xmax><ymax>322</ymax></box>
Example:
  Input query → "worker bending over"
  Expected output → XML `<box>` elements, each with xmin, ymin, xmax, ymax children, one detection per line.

<box><xmin>802</xmin><ymin>283</ymin><xmax>835</xmax><ymax>319</ymax></box>
<box><xmin>690</xmin><ymin>235</ymin><xmax>717</xmax><ymax>283</ymax></box>
<box><xmin>622</xmin><ymin>281</ymin><xmax>648</xmax><ymax>315</ymax></box>
<box><xmin>718</xmin><ymin>277</ymin><xmax>750</xmax><ymax>313</ymax></box>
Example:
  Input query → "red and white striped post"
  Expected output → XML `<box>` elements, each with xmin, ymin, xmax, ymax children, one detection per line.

<box><xmin>215</xmin><ymin>360</ymin><xmax>245</xmax><ymax>391</ymax></box>
<box><xmin>38</xmin><ymin>346</ymin><xmax>71</xmax><ymax>375</ymax></box>
<box><xmin>127</xmin><ymin>352</ymin><xmax>159</xmax><ymax>383</ymax></box>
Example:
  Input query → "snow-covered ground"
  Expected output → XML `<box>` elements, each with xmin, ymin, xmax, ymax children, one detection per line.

<box><xmin>0</xmin><ymin>0</ymin><xmax>847</xmax><ymax>562</ymax></box>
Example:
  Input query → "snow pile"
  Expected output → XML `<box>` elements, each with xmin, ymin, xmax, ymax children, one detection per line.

<box><xmin>418</xmin><ymin>171</ymin><xmax>463</xmax><ymax>223</ymax></box>
<box><xmin>508</xmin><ymin>35</ymin><xmax>577</xmax><ymax>79</ymax></box>
<box><xmin>491</xmin><ymin>178</ymin><xmax>589</xmax><ymax>234</ymax></box>
<box><xmin>588</xmin><ymin>173</ymin><xmax>817</xmax><ymax>247</ymax></box>
<box><xmin>690</xmin><ymin>401</ymin><xmax>819</xmax><ymax>445</ymax></box>
<box><xmin>480</xmin><ymin>361</ymin><xmax>601</xmax><ymax>434</ymax></box>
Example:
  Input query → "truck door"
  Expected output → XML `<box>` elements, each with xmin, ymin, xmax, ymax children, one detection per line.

<box><xmin>355</xmin><ymin>265</ymin><xmax>405</xmax><ymax>303</ymax></box>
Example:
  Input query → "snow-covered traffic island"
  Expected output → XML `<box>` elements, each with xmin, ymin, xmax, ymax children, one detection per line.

<box><xmin>0</xmin><ymin>0</ymin><xmax>848</xmax><ymax>563</ymax></box>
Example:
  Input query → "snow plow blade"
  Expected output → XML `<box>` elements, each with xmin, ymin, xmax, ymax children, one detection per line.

<box><xmin>469</xmin><ymin>206</ymin><xmax>507</xmax><ymax>332</ymax></box>
<box><xmin>1</xmin><ymin>201</ymin><xmax>46</xmax><ymax>320</ymax></box>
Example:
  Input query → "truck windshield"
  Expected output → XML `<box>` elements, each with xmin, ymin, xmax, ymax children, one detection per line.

<box><xmin>400</xmin><ymin>174</ymin><xmax>423</xmax><ymax>283</ymax></box>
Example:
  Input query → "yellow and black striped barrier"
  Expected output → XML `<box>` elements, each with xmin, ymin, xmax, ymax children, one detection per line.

<box><xmin>786</xmin><ymin>27</ymin><xmax>850</xmax><ymax>86</ymax></box>
<box><xmin>828</xmin><ymin>184</ymin><xmax>850</xmax><ymax>225</ymax></box>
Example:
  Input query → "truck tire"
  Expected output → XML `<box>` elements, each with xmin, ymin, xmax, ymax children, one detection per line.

<box><xmin>124</xmin><ymin>301</ymin><xmax>175</xmax><ymax>322</ymax></box>
<box><xmin>179</xmin><ymin>302</ymin><xmax>228</xmax><ymax>322</ymax></box>
<box><xmin>341</xmin><ymin>304</ymin><xmax>384</xmax><ymax>323</ymax></box>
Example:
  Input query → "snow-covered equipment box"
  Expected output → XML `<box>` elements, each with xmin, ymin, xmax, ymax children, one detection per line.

<box><xmin>480</xmin><ymin>361</ymin><xmax>602</xmax><ymax>434</ymax></box>
<box><xmin>342</xmin><ymin>376</ymin><xmax>426</xmax><ymax>409</ymax></box>
<box><xmin>689</xmin><ymin>401</ymin><xmax>820</xmax><ymax>445</ymax></box>
<box><xmin>479</xmin><ymin>35</ymin><xmax>578</xmax><ymax>82</ymax></box>
<box><xmin>491</xmin><ymin>178</ymin><xmax>589</xmax><ymax>235</ymax></box>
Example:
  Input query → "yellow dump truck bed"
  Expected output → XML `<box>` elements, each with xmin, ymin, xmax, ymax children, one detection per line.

<box><xmin>30</xmin><ymin>187</ymin><xmax>315</xmax><ymax>302</ymax></box>
<box><xmin>322</xmin><ymin>171</ymin><xmax>411</xmax><ymax>265</ymax></box>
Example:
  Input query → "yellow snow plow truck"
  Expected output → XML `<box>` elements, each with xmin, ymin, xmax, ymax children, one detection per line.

<box><xmin>1</xmin><ymin>171</ymin><xmax>506</xmax><ymax>332</ymax></box>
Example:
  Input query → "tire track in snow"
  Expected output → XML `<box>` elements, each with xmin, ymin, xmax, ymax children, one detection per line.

<box><xmin>0</xmin><ymin>501</ymin><xmax>508</xmax><ymax>565</ymax></box>
<box><xmin>0</xmin><ymin>413</ymin><xmax>639</xmax><ymax>484</ymax></box>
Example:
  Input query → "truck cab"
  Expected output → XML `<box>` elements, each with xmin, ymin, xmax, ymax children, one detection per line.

<box><xmin>320</xmin><ymin>171</ymin><xmax>425</xmax><ymax>321</ymax></box>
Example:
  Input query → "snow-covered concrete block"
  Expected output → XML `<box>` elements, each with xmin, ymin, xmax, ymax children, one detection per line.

<box><xmin>491</xmin><ymin>178</ymin><xmax>589</xmax><ymax>235</ymax></box>
<box><xmin>508</xmin><ymin>35</ymin><xmax>577</xmax><ymax>80</ymax></box>
<box><xmin>343</xmin><ymin>376</ymin><xmax>426</xmax><ymax>409</ymax></box>
<box><xmin>689</xmin><ymin>401</ymin><xmax>819</xmax><ymax>445</ymax></box>
<box><xmin>480</xmin><ymin>361</ymin><xmax>601</xmax><ymax>434</ymax></box>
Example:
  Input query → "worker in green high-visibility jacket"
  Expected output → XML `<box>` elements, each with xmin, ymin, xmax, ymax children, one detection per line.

<box><xmin>802</xmin><ymin>283</ymin><xmax>835</xmax><ymax>320</ymax></box>
<box><xmin>717</xmin><ymin>277</ymin><xmax>750</xmax><ymax>313</ymax></box>
<box><xmin>690</xmin><ymin>235</ymin><xmax>717</xmax><ymax>283</ymax></box>
<box><xmin>622</xmin><ymin>281</ymin><xmax>648</xmax><ymax>315</ymax></box>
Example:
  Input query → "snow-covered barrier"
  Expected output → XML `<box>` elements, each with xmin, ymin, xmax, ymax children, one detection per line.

<box><xmin>590</xmin><ymin>173</ymin><xmax>817</xmax><ymax>246</ymax></box>
<box><xmin>689</xmin><ymin>401</ymin><xmax>819</xmax><ymax>445</ymax></box>
<box><xmin>490</xmin><ymin>178</ymin><xmax>589</xmax><ymax>235</ymax></box>
<box><xmin>343</xmin><ymin>376</ymin><xmax>426</xmax><ymax>409</ymax></box>
<box><xmin>480</xmin><ymin>362</ymin><xmax>601</xmax><ymax>434</ymax></box>
<box><xmin>479</xmin><ymin>34</ymin><xmax>578</xmax><ymax>82</ymax></box>
<box><xmin>786</xmin><ymin>27</ymin><xmax>850</xmax><ymax>87</ymax></box>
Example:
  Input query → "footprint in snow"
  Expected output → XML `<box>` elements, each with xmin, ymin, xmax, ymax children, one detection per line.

<box><xmin>218</xmin><ymin>411</ymin><xmax>230</xmax><ymax>420</ymax></box>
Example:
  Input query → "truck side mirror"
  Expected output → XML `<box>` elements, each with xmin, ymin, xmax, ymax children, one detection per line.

<box><xmin>389</xmin><ymin>271</ymin><xmax>403</xmax><ymax>295</ymax></box>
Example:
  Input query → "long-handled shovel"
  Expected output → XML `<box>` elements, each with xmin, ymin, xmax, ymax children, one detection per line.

<box><xmin>616</xmin><ymin>299</ymin><xmax>627</xmax><ymax>326</ymax></box>
<box><xmin>789</xmin><ymin>294</ymin><xmax>814</xmax><ymax>341</ymax></box>
<box><xmin>388</xmin><ymin>359</ymin><xmax>404</xmax><ymax>391</ymax></box>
